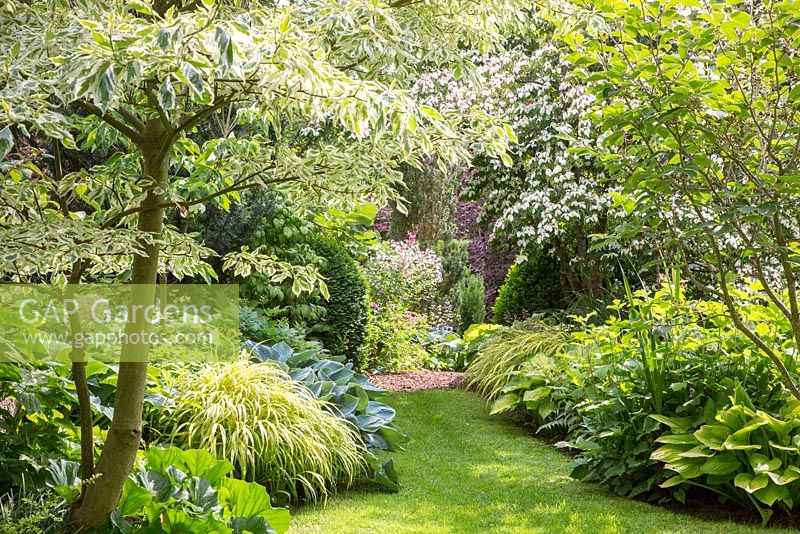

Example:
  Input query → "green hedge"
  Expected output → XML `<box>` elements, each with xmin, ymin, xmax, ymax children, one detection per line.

<box><xmin>312</xmin><ymin>238</ymin><xmax>368</xmax><ymax>367</ymax></box>
<box><xmin>492</xmin><ymin>253</ymin><xmax>564</xmax><ymax>325</ymax></box>
<box><xmin>455</xmin><ymin>274</ymin><xmax>486</xmax><ymax>334</ymax></box>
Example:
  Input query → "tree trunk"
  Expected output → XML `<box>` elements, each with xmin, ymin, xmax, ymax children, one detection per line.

<box><xmin>554</xmin><ymin>238</ymin><xmax>580</xmax><ymax>296</ymax></box>
<box><xmin>72</xmin><ymin>124</ymin><xmax>169</xmax><ymax>528</ymax></box>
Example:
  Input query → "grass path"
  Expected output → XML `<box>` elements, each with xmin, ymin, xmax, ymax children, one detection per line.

<box><xmin>291</xmin><ymin>389</ymin><xmax>784</xmax><ymax>534</ymax></box>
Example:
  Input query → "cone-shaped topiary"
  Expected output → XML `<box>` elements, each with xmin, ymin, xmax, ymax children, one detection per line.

<box><xmin>312</xmin><ymin>238</ymin><xmax>368</xmax><ymax>367</ymax></box>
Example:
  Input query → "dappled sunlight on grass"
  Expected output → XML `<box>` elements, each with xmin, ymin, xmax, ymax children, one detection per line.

<box><xmin>291</xmin><ymin>390</ymin><xmax>782</xmax><ymax>534</ymax></box>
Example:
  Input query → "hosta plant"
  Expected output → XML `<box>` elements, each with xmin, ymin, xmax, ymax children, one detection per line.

<box><xmin>247</xmin><ymin>341</ymin><xmax>407</xmax><ymax>491</ymax></box>
<box><xmin>489</xmin><ymin>354</ymin><xmax>569</xmax><ymax>427</ymax></box>
<box><xmin>112</xmin><ymin>446</ymin><xmax>290</xmax><ymax>534</ymax></box>
<box><xmin>148</xmin><ymin>360</ymin><xmax>364</xmax><ymax>502</ymax></box>
<box><xmin>465</xmin><ymin>323</ymin><xmax>569</xmax><ymax>400</ymax></box>
<box><xmin>652</xmin><ymin>388</ymin><xmax>800</xmax><ymax>526</ymax></box>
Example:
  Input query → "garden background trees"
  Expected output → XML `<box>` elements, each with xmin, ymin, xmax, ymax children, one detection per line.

<box><xmin>551</xmin><ymin>0</ymin><xmax>800</xmax><ymax>397</ymax></box>
<box><xmin>0</xmin><ymin>0</ymin><xmax>516</xmax><ymax>527</ymax></box>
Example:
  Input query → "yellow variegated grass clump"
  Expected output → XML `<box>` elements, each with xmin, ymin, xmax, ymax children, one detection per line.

<box><xmin>465</xmin><ymin>325</ymin><xmax>568</xmax><ymax>400</ymax></box>
<box><xmin>155</xmin><ymin>360</ymin><xmax>363</xmax><ymax>502</ymax></box>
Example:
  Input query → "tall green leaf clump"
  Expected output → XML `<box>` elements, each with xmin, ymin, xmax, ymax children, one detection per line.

<box><xmin>150</xmin><ymin>360</ymin><xmax>364</xmax><ymax>502</ymax></box>
<box><xmin>492</xmin><ymin>254</ymin><xmax>565</xmax><ymax>325</ymax></box>
<box><xmin>312</xmin><ymin>238</ymin><xmax>368</xmax><ymax>368</ymax></box>
<box><xmin>465</xmin><ymin>324</ymin><xmax>568</xmax><ymax>400</ymax></box>
<box><xmin>454</xmin><ymin>274</ymin><xmax>486</xmax><ymax>334</ymax></box>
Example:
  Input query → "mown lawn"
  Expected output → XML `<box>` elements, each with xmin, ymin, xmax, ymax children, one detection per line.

<box><xmin>290</xmin><ymin>389</ymin><xmax>785</xmax><ymax>534</ymax></box>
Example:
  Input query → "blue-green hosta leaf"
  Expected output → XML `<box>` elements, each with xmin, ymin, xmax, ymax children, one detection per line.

<box><xmin>12</xmin><ymin>383</ymin><xmax>43</xmax><ymax>413</ymax></box>
<box><xmin>166</xmin><ymin>465</ymin><xmax>188</xmax><ymax>485</ymax></box>
<box><xmin>366</xmin><ymin>401</ymin><xmax>395</xmax><ymax>422</ymax></box>
<box><xmin>134</xmin><ymin>468</ymin><xmax>172</xmax><ymax>501</ymax></box>
<box><xmin>734</xmin><ymin>472</ymin><xmax>770</xmax><ymax>493</ymax></box>
<box><xmin>352</xmin><ymin>414</ymin><xmax>386</xmax><ymax>432</ymax></box>
<box><xmin>363</xmin><ymin>431</ymin><xmax>389</xmax><ymax>450</ymax></box>
<box><xmin>229</xmin><ymin>515</ymin><xmax>276</xmax><ymax>534</ymax></box>
<box><xmin>109</xmin><ymin>509</ymin><xmax>134</xmax><ymax>534</ymax></box>
<box><xmin>289</xmin><ymin>367</ymin><xmax>313</xmax><ymax>381</ymax></box>
<box><xmin>187</xmin><ymin>477</ymin><xmax>222</xmax><ymax>514</ymax></box>
<box><xmin>90</xmin><ymin>394</ymin><xmax>114</xmax><ymax>420</ymax></box>
<box><xmin>161</xmin><ymin>507</ymin><xmax>229</xmax><ymax>533</ymax></box>
<box><xmin>45</xmin><ymin>459</ymin><xmax>81</xmax><ymax>502</ymax></box>
<box><xmin>271</xmin><ymin>342</ymin><xmax>293</xmax><ymax>362</ymax></box>
<box><xmin>221</xmin><ymin>478</ymin><xmax>290</xmax><ymax>534</ymax></box>
<box><xmin>331</xmin><ymin>393</ymin><xmax>359</xmax><ymax>417</ymax></box>
<box><xmin>363</xmin><ymin>455</ymin><xmax>400</xmax><ymax>492</ymax></box>
<box><xmin>378</xmin><ymin>425</ymin><xmax>408</xmax><ymax>451</ymax></box>
<box><xmin>699</xmin><ymin>453</ymin><xmax>740</xmax><ymax>475</ymax></box>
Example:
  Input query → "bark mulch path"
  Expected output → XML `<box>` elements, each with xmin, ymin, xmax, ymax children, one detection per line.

<box><xmin>368</xmin><ymin>371</ymin><xmax>464</xmax><ymax>392</ymax></box>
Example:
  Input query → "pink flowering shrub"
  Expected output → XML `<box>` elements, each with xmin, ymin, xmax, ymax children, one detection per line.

<box><xmin>363</xmin><ymin>234</ymin><xmax>451</xmax><ymax>370</ymax></box>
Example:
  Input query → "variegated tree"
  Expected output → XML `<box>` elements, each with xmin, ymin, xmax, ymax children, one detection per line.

<box><xmin>0</xmin><ymin>0</ymin><xmax>516</xmax><ymax>526</ymax></box>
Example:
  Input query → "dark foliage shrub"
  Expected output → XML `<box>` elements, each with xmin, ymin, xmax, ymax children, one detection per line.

<box><xmin>452</xmin><ymin>195</ymin><xmax>516</xmax><ymax>312</ymax></box>
<box><xmin>454</xmin><ymin>274</ymin><xmax>486</xmax><ymax>334</ymax></box>
<box><xmin>311</xmin><ymin>238</ymin><xmax>368</xmax><ymax>367</ymax></box>
<box><xmin>435</xmin><ymin>239</ymin><xmax>470</xmax><ymax>301</ymax></box>
<box><xmin>199</xmin><ymin>190</ymin><xmax>326</xmax><ymax>323</ymax></box>
<box><xmin>492</xmin><ymin>254</ymin><xmax>565</xmax><ymax>325</ymax></box>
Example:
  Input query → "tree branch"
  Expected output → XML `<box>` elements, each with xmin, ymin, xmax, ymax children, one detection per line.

<box><xmin>75</xmin><ymin>100</ymin><xmax>144</xmax><ymax>143</ymax></box>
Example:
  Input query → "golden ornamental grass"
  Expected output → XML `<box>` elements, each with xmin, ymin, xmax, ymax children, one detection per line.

<box><xmin>154</xmin><ymin>360</ymin><xmax>364</xmax><ymax>502</ymax></box>
<box><xmin>465</xmin><ymin>325</ymin><xmax>568</xmax><ymax>400</ymax></box>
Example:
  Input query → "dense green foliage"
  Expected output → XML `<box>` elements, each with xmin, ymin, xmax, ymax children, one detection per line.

<box><xmin>454</xmin><ymin>274</ymin><xmax>486</xmax><ymax>334</ymax></box>
<box><xmin>652</xmin><ymin>391</ymin><xmax>800</xmax><ymax>526</ymax></box>
<box><xmin>471</xmin><ymin>276</ymin><xmax>800</xmax><ymax>523</ymax></box>
<box><xmin>491</xmin><ymin>255</ymin><xmax>564</xmax><ymax>325</ymax></box>
<box><xmin>465</xmin><ymin>324</ymin><xmax>568</xmax><ymax>400</ymax></box>
<box><xmin>311</xmin><ymin>238</ymin><xmax>368</xmax><ymax>367</ymax></box>
<box><xmin>6</xmin><ymin>0</ymin><xmax>800</xmax><ymax>529</ymax></box>
<box><xmin>112</xmin><ymin>446</ymin><xmax>290</xmax><ymax>533</ymax></box>
<box><xmin>0</xmin><ymin>489</ymin><xmax>68</xmax><ymax>534</ymax></box>
<box><xmin>235</xmin><ymin>196</ymin><xmax>327</xmax><ymax>324</ymax></box>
